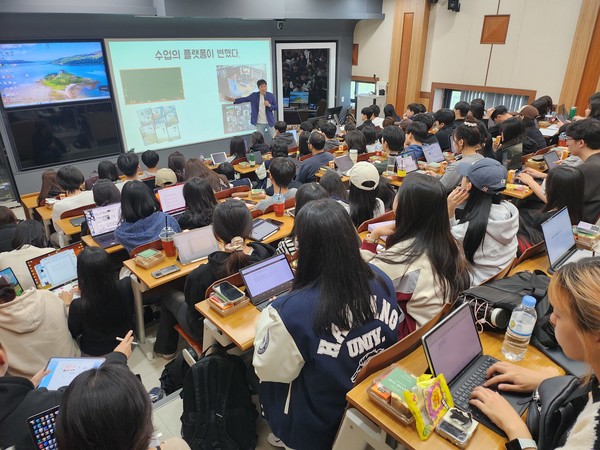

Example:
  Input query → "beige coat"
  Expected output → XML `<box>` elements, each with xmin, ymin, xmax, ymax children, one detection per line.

<box><xmin>0</xmin><ymin>245</ymin><xmax>55</xmax><ymax>290</ymax></box>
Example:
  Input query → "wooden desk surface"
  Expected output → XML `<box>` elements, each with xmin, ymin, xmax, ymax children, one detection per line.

<box><xmin>346</xmin><ymin>333</ymin><xmax>563</xmax><ymax>450</ymax></box>
<box><xmin>196</xmin><ymin>300</ymin><xmax>260</xmax><ymax>350</ymax></box>
<box><xmin>257</xmin><ymin>212</ymin><xmax>294</xmax><ymax>244</ymax></box>
<box><xmin>55</xmin><ymin>216</ymin><xmax>83</xmax><ymax>236</ymax></box>
<box><xmin>35</xmin><ymin>205</ymin><xmax>53</xmax><ymax>221</ymax></box>
<box><xmin>81</xmin><ymin>235</ymin><xmax>124</xmax><ymax>254</ymax></box>
<box><xmin>124</xmin><ymin>251</ymin><xmax>206</xmax><ymax>290</ymax></box>
<box><xmin>508</xmin><ymin>252</ymin><xmax>550</xmax><ymax>276</ymax></box>
<box><xmin>315</xmin><ymin>170</ymin><xmax>350</xmax><ymax>184</ymax></box>
<box><xmin>21</xmin><ymin>192</ymin><xmax>40</xmax><ymax>209</ymax></box>
<box><xmin>234</xmin><ymin>163</ymin><xmax>258</xmax><ymax>175</ymax></box>
<box><xmin>503</xmin><ymin>187</ymin><xmax>533</xmax><ymax>200</ymax></box>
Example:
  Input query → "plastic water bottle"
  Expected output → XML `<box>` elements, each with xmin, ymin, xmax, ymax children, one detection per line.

<box><xmin>502</xmin><ymin>296</ymin><xmax>537</xmax><ymax>361</ymax></box>
<box><xmin>248</xmin><ymin>152</ymin><xmax>255</xmax><ymax>167</ymax></box>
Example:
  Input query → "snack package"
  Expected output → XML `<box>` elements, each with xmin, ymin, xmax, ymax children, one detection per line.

<box><xmin>403</xmin><ymin>374</ymin><xmax>453</xmax><ymax>440</ymax></box>
<box><xmin>367</xmin><ymin>364</ymin><xmax>416</xmax><ymax>424</ymax></box>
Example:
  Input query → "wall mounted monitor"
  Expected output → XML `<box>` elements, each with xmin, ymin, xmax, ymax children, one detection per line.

<box><xmin>104</xmin><ymin>39</ymin><xmax>272</xmax><ymax>153</ymax></box>
<box><xmin>0</xmin><ymin>41</ymin><xmax>111</xmax><ymax>109</ymax></box>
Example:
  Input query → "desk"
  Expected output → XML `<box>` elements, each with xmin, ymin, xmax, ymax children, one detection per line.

<box><xmin>503</xmin><ymin>187</ymin><xmax>533</xmax><ymax>200</ymax></box>
<box><xmin>20</xmin><ymin>192</ymin><xmax>39</xmax><ymax>220</ymax></box>
<box><xmin>509</xmin><ymin>253</ymin><xmax>550</xmax><ymax>276</ymax></box>
<box><xmin>234</xmin><ymin>163</ymin><xmax>258</xmax><ymax>175</ymax></box>
<box><xmin>81</xmin><ymin>235</ymin><xmax>124</xmax><ymax>254</ymax></box>
<box><xmin>53</xmin><ymin>215</ymin><xmax>85</xmax><ymax>248</ymax></box>
<box><xmin>196</xmin><ymin>300</ymin><xmax>260</xmax><ymax>351</ymax></box>
<box><xmin>341</xmin><ymin>333</ymin><xmax>563</xmax><ymax>450</ymax></box>
<box><xmin>35</xmin><ymin>206</ymin><xmax>53</xmax><ymax>240</ymax></box>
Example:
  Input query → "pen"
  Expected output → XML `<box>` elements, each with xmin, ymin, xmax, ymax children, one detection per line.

<box><xmin>116</xmin><ymin>336</ymin><xmax>139</xmax><ymax>346</ymax></box>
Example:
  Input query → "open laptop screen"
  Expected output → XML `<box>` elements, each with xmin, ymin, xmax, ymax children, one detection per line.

<box><xmin>541</xmin><ymin>207</ymin><xmax>575</xmax><ymax>267</ymax></box>
<box><xmin>158</xmin><ymin>183</ymin><xmax>186</xmax><ymax>215</ymax></box>
<box><xmin>395</xmin><ymin>155</ymin><xmax>418</xmax><ymax>173</ymax></box>
<box><xmin>26</xmin><ymin>243</ymin><xmax>84</xmax><ymax>290</ymax></box>
<box><xmin>84</xmin><ymin>203</ymin><xmax>121</xmax><ymax>237</ymax></box>
<box><xmin>240</xmin><ymin>254</ymin><xmax>294</xmax><ymax>304</ymax></box>
<box><xmin>173</xmin><ymin>225</ymin><xmax>219</xmax><ymax>264</ymax></box>
<box><xmin>423</xmin><ymin>142</ymin><xmax>444</xmax><ymax>163</ymax></box>
<box><xmin>423</xmin><ymin>304</ymin><xmax>482</xmax><ymax>384</ymax></box>
<box><xmin>211</xmin><ymin>152</ymin><xmax>228</xmax><ymax>165</ymax></box>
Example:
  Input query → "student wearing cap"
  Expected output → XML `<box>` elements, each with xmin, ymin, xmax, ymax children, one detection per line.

<box><xmin>154</xmin><ymin>168</ymin><xmax>178</xmax><ymax>188</ymax></box>
<box><xmin>518</xmin><ymin>105</ymin><xmax>546</xmax><ymax>152</ymax></box>
<box><xmin>346</xmin><ymin>162</ymin><xmax>386</xmax><ymax>227</ymax></box>
<box><xmin>447</xmin><ymin>158</ymin><xmax>519</xmax><ymax>286</ymax></box>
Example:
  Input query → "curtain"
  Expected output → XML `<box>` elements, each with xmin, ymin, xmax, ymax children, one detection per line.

<box><xmin>460</xmin><ymin>91</ymin><xmax>528</xmax><ymax>112</ymax></box>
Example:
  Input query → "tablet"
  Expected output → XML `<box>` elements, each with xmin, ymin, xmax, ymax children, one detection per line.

<box><xmin>250</xmin><ymin>218</ymin><xmax>281</xmax><ymax>242</ymax></box>
<box><xmin>39</xmin><ymin>357</ymin><xmax>105</xmax><ymax>390</ymax></box>
<box><xmin>0</xmin><ymin>267</ymin><xmax>24</xmax><ymax>297</ymax></box>
<box><xmin>28</xmin><ymin>406</ymin><xmax>59</xmax><ymax>449</ymax></box>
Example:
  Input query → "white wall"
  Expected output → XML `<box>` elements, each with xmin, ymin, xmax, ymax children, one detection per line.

<box><xmin>421</xmin><ymin>0</ymin><xmax>582</xmax><ymax>101</ymax></box>
<box><xmin>352</xmin><ymin>0</ymin><xmax>396</xmax><ymax>90</ymax></box>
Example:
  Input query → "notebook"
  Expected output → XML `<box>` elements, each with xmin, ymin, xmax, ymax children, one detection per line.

<box><xmin>240</xmin><ymin>253</ymin><xmax>294</xmax><ymax>311</ymax></box>
<box><xmin>395</xmin><ymin>155</ymin><xmax>418</xmax><ymax>173</ymax></box>
<box><xmin>334</xmin><ymin>154</ymin><xmax>354</xmax><ymax>175</ymax></box>
<box><xmin>28</xmin><ymin>406</ymin><xmax>59</xmax><ymax>450</ymax></box>
<box><xmin>422</xmin><ymin>303</ymin><xmax>529</xmax><ymax>435</ymax></box>
<box><xmin>173</xmin><ymin>225</ymin><xmax>220</xmax><ymax>265</ymax></box>
<box><xmin>543</xmin><ymin>150</ymin><xmax>560</xmax><ymax>170</ymax></box>
<box><xmin>0</xmin><ymin>267</ymin><xmax>24</xmax><ymax>296</ymax></box>
<box><xmin>541</xmin><ymin>207</ymin><xmax>594</xmax><ymax>274</ymax></box>
<box><xmin>210</xmin><ymin>152</ymin><xmax>235</xmax><ymax>165</ymax></box>
<box><xmin>26</xmin><ymin>242</ymin><xmax>84</xmax><ymax>294</ymax></box>
<box><xmin>84</xmin><ymin>203</ymin><xmax>121</xmax><ymax>248</ymax></box>
<box><xmin>423</xmin><ymin>142</ymin><xmax>445</xmax><ymax>163</ymax></box>
<box><xmin>157</xmin><ymin>183</ymin><xmax>186</xmax><ymax>218</ymax></box>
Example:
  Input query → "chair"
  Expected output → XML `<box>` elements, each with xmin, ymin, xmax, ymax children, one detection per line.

<box><xmin>204</xmin><ymin>272</ymin><xmax>244</xmax><ymax>300</ymax></box>
<box><xmin>232</xmin><ymin>157</ymin><xmax>247</xmax><ymax>165</ymax></box>
<box><xmin>130</xmin><ymin>239</ymin><xmax>163</xmax><ymax>258</ymax></box>
<box><xmin>353</xmin><ymin>303</ymin><xmax>452</xmax><ymax>385</ymax></box>
<box><xmin>356</xmin><ymin>210</ymin><xmax>395</xmax><ymax>233</ymax></box>
<box><xmin>534</xmin><ymin>145</ymin><xmax>556</xmax><ymax>156</ymax></box>
<box><xmin>174</xmin><ymin>324</ymin><xmax>202</xmax><ymax>356</ymax></box>
<box><xmin>357</xmin><ymin>152</ymin><xmax>378</xmax><ymax>162</ymax></box>
<box><xmin>510</xmin><ymin>241</ymin><xmax>546</xmax><ymax>270</ymax></box>
<box><xmin>299</xmin><ymin>153</ymin><xmax>312</xmax><ymax>162</ymax></box>
<box><xmin>215</xmin><ymin>185</ymin><xmax>250</xmax><ymax>200</ymax></box>
<box><xmin>263</xmin><ymin>197</ymin><xmax>296</xmax><ymax>214</ymax></box>
<box><xmin>59</xmin><ymin>203</ymin><xmax>96</xmax><ymax>219</ymax></box>
<box><xmin>288</xmin><ymin>146</ymin><xmax>299</xmax><ymax>156</ymax></box>
<box><xmin>251</xmin><ymin>209</ymin><xmax>264</xmax><ymax>218</ymax></box>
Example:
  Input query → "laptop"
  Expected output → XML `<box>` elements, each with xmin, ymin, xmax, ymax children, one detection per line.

<box><xmin>26</xmin><ymin>242</ymin><xmax>84</xmax><ymax>295</ymax></box>
<box><xmin>541</xmin><ymin>207</ymin><xmax>594</xmax><ymax>274</ymax></box>
<box><xmin>239</xmin><ymin>253</ymin><xmax>294</xmax><ymax>311</ymax></box>
<box><xmin>395</xmin><ymin>155</ymin><xmax>418</xmax><ymax>173</ymax></box>
<box><xmin>0</xmin><ymin>267</ymin><xmax>24</xmax><ymax>296</ymax></box>
<box><xmin>288</xmin><ymin>128</ymin><xmax>298</xmax><ymax>143</ymax></box>
<box><xmin>84</xmin><ymin>203</ymin><xmax>121</xmax><ymax>248</ymax></box>
<box><xmin>173</xmin><ymin>225</ymin><xmax>220</xmax><ymax>265</ymax></box>
<box><xmin>252</xmin><ymin>150</ymin><xmax>263</xmax><ymax>165</ymax></box>
<box><xmin>157</xmin><ymin>183</ymin><xmax>186</xmax><ymax>219</ymax></box>
<box><xmin>422</xmin><ymin>303</ymin><xmax>529</xmax><ymax>435</ymax></box>
<box><xmin>334</xmin><ymin>154</ymin><xmax>354</xmax><ymax>176</ymax></box>
<box><xmin>210</xmin><ymin>152</ymin><xmax>235</xmax><ymax>165</ymax></box>
<box><xmin>543</xmin><ymin>149</ymin><xmax>560</xmax><ymax>170</ymax></box>
<box><xmin>423</xmin><ymin>142</ymin><xmax>445</xmax><ymax>163</ymax></box>
<box><xmin>502</xmin><ymin>145</ymin><xmax>523</xmax><ymax>170</ymax></box>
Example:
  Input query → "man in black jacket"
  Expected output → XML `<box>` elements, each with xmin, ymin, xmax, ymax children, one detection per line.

<box><xmin>433</xmin><ymin>108</ymin><xmax>457</xmax><ymax>151</ymax></box>
<box><xmin>0</xmin><ymin>333</ymin><xmax>134</xmax><ymax>450</ymax></box>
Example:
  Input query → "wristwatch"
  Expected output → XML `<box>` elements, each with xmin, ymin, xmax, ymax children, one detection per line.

<box><xmin>505</xmin><ymin>438</ymin><xmax>538</xmax><ymax>450</ymax></box>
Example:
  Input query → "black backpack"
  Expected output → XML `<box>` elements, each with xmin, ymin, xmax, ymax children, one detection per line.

<box><xmin>181</xmin><ymin>344</ymin><xmax>258</xmax><ymax>450</ymax></box>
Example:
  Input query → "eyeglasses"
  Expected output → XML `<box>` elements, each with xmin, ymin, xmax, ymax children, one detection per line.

<box><xmin>566</xmin><ymin>136</ymin><xmax>574</xmax><ymax>141</ymax></box>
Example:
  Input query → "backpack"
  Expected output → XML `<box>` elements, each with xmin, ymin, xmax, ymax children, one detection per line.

<box><xmin>181</xmin><ymin>344</ymin><xmax>258</xmax><ymax>450</ymax></box>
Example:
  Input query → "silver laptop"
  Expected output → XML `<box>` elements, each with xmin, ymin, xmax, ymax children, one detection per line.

<box><xmin>239</xmin><ymin>254</ymin><xmax>294</xmax><ymax>311</ymax></box>
<box><xmin>158</xmin><ymin>183</ymin><xmax>186</xmax><ymax>218</ymax></box>
<box><xmin>422</xmin><ymin>304</ymin><xmax>529</xmax><ymax>435</ymax></box>
<box><xmin>26</xmin><ymin>243</ymin><xmax>83</xmax><ymax>296</ymax></box>
<box><xmin>84</xmin><ymin>203</ymin><xmax>121</xmax><ymax>248</ymax></box>
<box><xmin>422</xmin><ymin>142</ymin><xmax>445</xmax><ymax>163</ymax></box>
<box><xmin>541</xmin><ymin>207</ymin><xmax>594</xmax><ymax>274</ymax></box>
<box><xmin>334</xmin><ymin>154</ymin><xmax>354</xmax><ymax>176</ymax></box>
<box><xmin>173</xmin><ymin>225</ymin><xmax>219</xmax><ymax>265</ymax></box>
<box><xmin>395</xmin><ymin>154</ymin><xmax>418</xmax><ymax>173</ymax></box>
<box><xmin>543</xmin><ymin>150</ymin><xmax>560</xmax><ymax>170</ymax></box>
<box><xmin>210</xmin><ymin>152</ymin><xmax>235</xmax><ymax>165</ymax></box>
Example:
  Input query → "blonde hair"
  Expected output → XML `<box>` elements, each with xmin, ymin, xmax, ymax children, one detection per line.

<box><xmin>549</xmin><ymin>257</ymin><xmax>600</xmax><ymax>380</ymax></box>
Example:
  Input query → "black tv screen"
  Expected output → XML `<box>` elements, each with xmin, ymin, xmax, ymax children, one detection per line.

<box><xmin>0</xmin><ymin>41</ymin><xmax>110</xmax><ymax>109</ymax></box>
<box><xmin>7</xmin><ymin>101</ymin><xmax>121</xmax><ymax>170</ymax></box>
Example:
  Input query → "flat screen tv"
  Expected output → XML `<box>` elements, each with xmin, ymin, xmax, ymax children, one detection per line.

<box><xmin>0</xmin><ymin>41</ymin><xmax>111</xmax><ymax>109</ymax></box>
<box><xmin>7</xmin><ymin>101</ymin><xmax>120</xmax><ymax>170</ymax></box>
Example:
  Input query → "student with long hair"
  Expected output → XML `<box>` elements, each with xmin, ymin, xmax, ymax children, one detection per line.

<box><xmin>362</xmin><ymin>174</ymin><xmax>471</xmax><ymax>335</ymax></box>
<box><xmin>0</xmin><ymin>221</ymin><xmax>53</xmax><ymax>291</ymax></box>
<box><xmin>114</xmin><ymin>181</ymin><xmax>181</xmax><ymax>254</ymax></box>
<box><xmin>65</xmin><ymin>247</ymin><xmax>133</xmax><ymax>356</ymax></box>
<box><xmin>98</xmin><ymin>160</ymin><xmax>119</xmax><ymax>182</ymax></box>
<box><xmin>494</xmin><ymin>118</ymin><xmax>528</xmax><ymax>168</ymax></box>
<box><xmin>250</xmin><ymin>130</ymin><xmax>270</xmax><ymax>154</ymax></box>
<box><xmin>92</xmin><ymin>179</ymin><xmax>120</xmax><ymax>206</ymax></box>
<box><xmin>344</xmin><ymin>130</ymin><xmax>368</xmax><ymax>154</ymax></box>
<box><xmin>447</xmin><ymin>158</ymin><xmax>518</xmax><ymax>286</ymax></box>
<box><xmin>153</xmin><ymin>201</ymin><xmax>275</xmax><ymax>357</ymax></box>
<box><xmin>168</xmin><ymin>151</ymin><xmax>186</xmax><ymax>183</ymax></box>
<box><xmin>319</xmin><ymin>170</ymin><xmax>349</xmax><ymax>201</ymax></box>
<box><xmin>347</xmin><ymin>162</ymin><xmax>385</xmax><ymax>227</ymax></box>
<box><xmin>55</xmin><ymin>364</ymin><xmax>188</xmax><ymax>450</ymax></box>
<box><xmin>184</xmin><ymin>158</ymin><xmax>229</xmax><ymax>192</ymax></box>
<box><xmin>254</xmin><ymin>198</ymin><xmax>401</xmax><ymax>450</ymax></box>
<box><xmin>229</xmin><ymin>135</ymin><xmax>246</xmax><ymax>159</ymax></box>
<box><xmin>376</xmin><ymin>176</ymin><xmax>396</xmax><ymax>211</ymax></box>
<box><xmin>384</xmin><ymin>103</ymin><xmax>401</xmax><ymax>122</ymax></box>
<box><xmin>37</xmin><ymin>169</ymin><xmax>62</xmax><ymax>206</ymax></box>
<box><xmin>470</xmin><ymin>257</ymin><xmax>600</xmax><ymax>448</ymax></box>
<box><xmin>177</xmin><ymin>177</ymin><xmax>218</xmax><ymax>230</ymax></box>
<box><xmin>298</xmin><ymin>130</ymin><xmax>311</xmax><ymax>156</ymax></box>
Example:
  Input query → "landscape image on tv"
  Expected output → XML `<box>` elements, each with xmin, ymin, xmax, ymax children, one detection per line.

<box><xmin>0</xmin><ymin>42</ymin><xmax>110</xmax><ymax>108</ymax></box>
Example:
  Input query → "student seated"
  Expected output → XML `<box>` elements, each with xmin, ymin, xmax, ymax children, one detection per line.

<box><xmin>55</xmin><ymin>362</ymin><xmax>187</xmax><ymax>450</ymax></box>
<box><xmin>64</xmin><ymin>247</ymin><xmax>134</xmax><ymax>356</ymax></box>
<box><xmin>0</xmin><ymin>334</ymin><xmax>133</xmax><ymax>450</ymax></box>
<box><xmin>346</xmin><ymin>162</ymin><xmax>386</xmax><ymax>227</ymax></box>
<box><xmin>184</xmin><ymin>158</ymin><xmax>230</xmax><ymax>192</ymax></box>
<box><xmin>114</xmin><ymin>180</ymin><xmax>181</xmax><ymax>254</ymax></box>
<box><xmin>453</xmin><ymin>101</ymin><xmax>470</xmax><ymax>125</ymax></box>
<box><xmin>295</xmin><ymin>132</ymin><xmax>334</xmax><ymax>184</ymax></box>
<box><xmin>0</xmin><ymin>207</ymin><xmax>18</xmax><ymax>253</ymax></box>
<box><xmin>141</xmin><ymin>150</ymin><xmax>160</xmax><ymax>177</ymax></box>
<box><xmin>362</xmin><ymin>126</ymin><xmax>381</xmax><ymax>153</ymax></box>
<box><xmin>276</xmin><ymin>183</ymin><xmax>329</xmax><ymax>257</ymax></box>
<box><xmin>357</xmin><ymin>105</ymin><xmax>375</xmax><ymax>131</ymax></box>
<box><xmin>411</xmin><ymin>112</ymin><xmax>438</xmax><ymax>145</ymax></box>
<box><xmin>153</xmin><ymin>201</ymin><xmax>275</xmax><ymax>358</ymax></box>
<box><xmin>51</xmin><ymin>166</ymin><xmax>94</xmax><ymax>224</ymax></box>
<box><xmin>381</xmin><ymin>124</ymin><xmax>405</xmax><ymax>156</ymax></box>
<box><xmin>249</xmin><ymin>131</ymin><xmax>270</xmax><ymax>154</ymax></box>
<box><xmin>154</xmin><ymin>168</ymin><xmax>178</xmax><ymax>188</ymax></box>
<box><xmin>518</xmin><ymin>105</ymin><xmax>546</xmax><ymax>152</ymax></box>
<box><xmin>177</xmin><ymin>177</ymin><xmax>218</xmax><ymax>230</ymax></box>
<box><xmin>320</xmin><ymin>121</ymin><xmax>340</xmax><ymax>151</ymax></box>
<box><xmin>98</xmin><ymin>160</ymin><xmax>119</xmax><ymax>182</ymax></box>
<box><xmin>447</xmin><ymin>158</ymin><xmax>518</xmax><ymax>286</ymax></box>
<box><xmin>229</xmin><ymin>135</ymin><xmax>246</xmax><ymax>159</ymax></box>
<box><xmin>493</xmin><ymin>118</ymin><xmax>534</xmax><ymax>168</ymax></box>
<box><xmin>215</xmin><ymin>162</ymin><xmax>252</xmax><ymax>189</ymax></box>
<box><xmin>319</xmin><ymin>170</ymin><xmax>349</xmax><ymax>202</ymax></box>
<box><xmin>269</xmin><ymin>120</ymin><xmax>297</xmax><ymax>150</ymax></box>
<box><xmin>433</xmin><ymin>108</ymin><xmax>457</xmax><ymax>151</ymax></box>
<box><xmin>37</xmin><ymin>169</ymin><xmax>62</xmax><ymax>207</ymax></box>
<box><xmin>298</xmin><ymin>130</ymin><xmax>311</xmax><ymax>156</ymax></box>
<box><xmin>384</xmin><ymin>103</ymin><xmax>401</xmax><ymax>122</ymax></box>
<box><xmin>376</xmin><ymin>176</ymin><xmax>396</xmax><ymax>211</ymax></box>
<box><xmin>401</xmin><ymin>121</ymin><xmax>427</xmax><ymax>160</ymax></box>
<box><xmin>470</xmin><ymin>258</ymin><xmax>600</xmax><ymax>449</ymax></box>
<box><xmin>0</xmin><ymin>276</ymin><xmax>79</xmax><ymax>379</ymax></box>
<box><xmin>168</xmin><ymin>151</ymin><xmax>186</xmax><ymax>183</ymax></box>
<box><xmin>344</xmin><ymin>130</ymin><xmax>367</xmax><ymax>154</ymax></box>
<box><xmin>254</xmin><ymin>157</ymin><xmax>297</xmax><ymax>212</ymax></box>
<box><xmin>403</xmin><ymin>102</ymin><xmax>421</xmax><ymax>120</ymax></box>
<box><xmin>116</xmin><ymin>153</ymin><xmax>140</xmax><ymax>184</ymax></box>
<box><xmin>0</xmin><ymin>221</ymin><xmax>54</xmax><ymax>291</ymax></box>
<box><xmin>80</xmin><ymin>180</ymin><xmax>120</xmax><ymax>237</ymax></box>
<box><xmin>253</xmin><ymin>198</ymin><xmax>401</xmax><ymax>450</ymax></box>
<box><xmin>361</xmin><ymin>174</ymin><xmax>471</xmax><ymax>335</ymax></box>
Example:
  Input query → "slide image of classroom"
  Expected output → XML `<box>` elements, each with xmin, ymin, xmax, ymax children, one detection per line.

<box><xmin>221</xmin><ymin>103</ymin><xmax>252</xmax><ymax>134</ymax></box>
<box><xmin>216</xmin><ymin>64</ymin><xmax>267</xmax><ymax>101</ymax></box>
<box><xmin>138</xmin><ymin>105</ymin><xmax>181</xmax><ymax>145</ymax></box>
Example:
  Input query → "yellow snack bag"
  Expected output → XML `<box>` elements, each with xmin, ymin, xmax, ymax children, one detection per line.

<box><xmin>403</xmin><ymin>374</ymin><xmax>453</xmax><ymax>440</ymax></box>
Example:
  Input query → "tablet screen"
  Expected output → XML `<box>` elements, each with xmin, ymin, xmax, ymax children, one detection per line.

<box><xmin>39</xmin><ymin>357</ymin><xmax>105</xmax><ymax>390</ymax></box>
<box><xmin>250</xmin><ymin>219</ymin><xmax>280</xmax><ymax>241</ymax></box>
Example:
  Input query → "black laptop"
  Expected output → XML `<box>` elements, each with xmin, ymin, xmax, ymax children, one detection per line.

<box><xmin>239</xmin><ymin>254</ymin><xmax>294</xmax><ymax>311</ymax></box>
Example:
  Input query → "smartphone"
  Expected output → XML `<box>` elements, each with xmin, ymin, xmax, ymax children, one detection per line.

<box><xmin>151</xmin><ymin>264</ymin><xmax>180</xmax><ymax>279</ymax></box>
<box><xmin>265</xmin><ymin>218</ymin><xmax>284</xmax><ymax>227</ymax></box>
<box><xmin>215</xmin><ymin>281</ymin><xmax>244</xmax><ymax>302</ymax></box>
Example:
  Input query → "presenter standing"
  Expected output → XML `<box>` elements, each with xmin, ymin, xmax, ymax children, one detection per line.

<box><xmin>226</xmin><ymin>79</ymin><xmax>278</xmax><ymax>142</ymax></box>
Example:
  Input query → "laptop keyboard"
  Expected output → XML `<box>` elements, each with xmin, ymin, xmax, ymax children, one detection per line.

<box><xmin>256</xmin><ymin>300</ymin><xmax>273</xmax><ymax>312</ymax></box>
<box><xmin>95</xmin><ymin>233</ymin><xmax>116</xmax><ymax>247</ymax></box>
<box><xmin>452</xmin><ymin>356</ymin><xmax>496</xmax><ymax>410</ymax></box>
